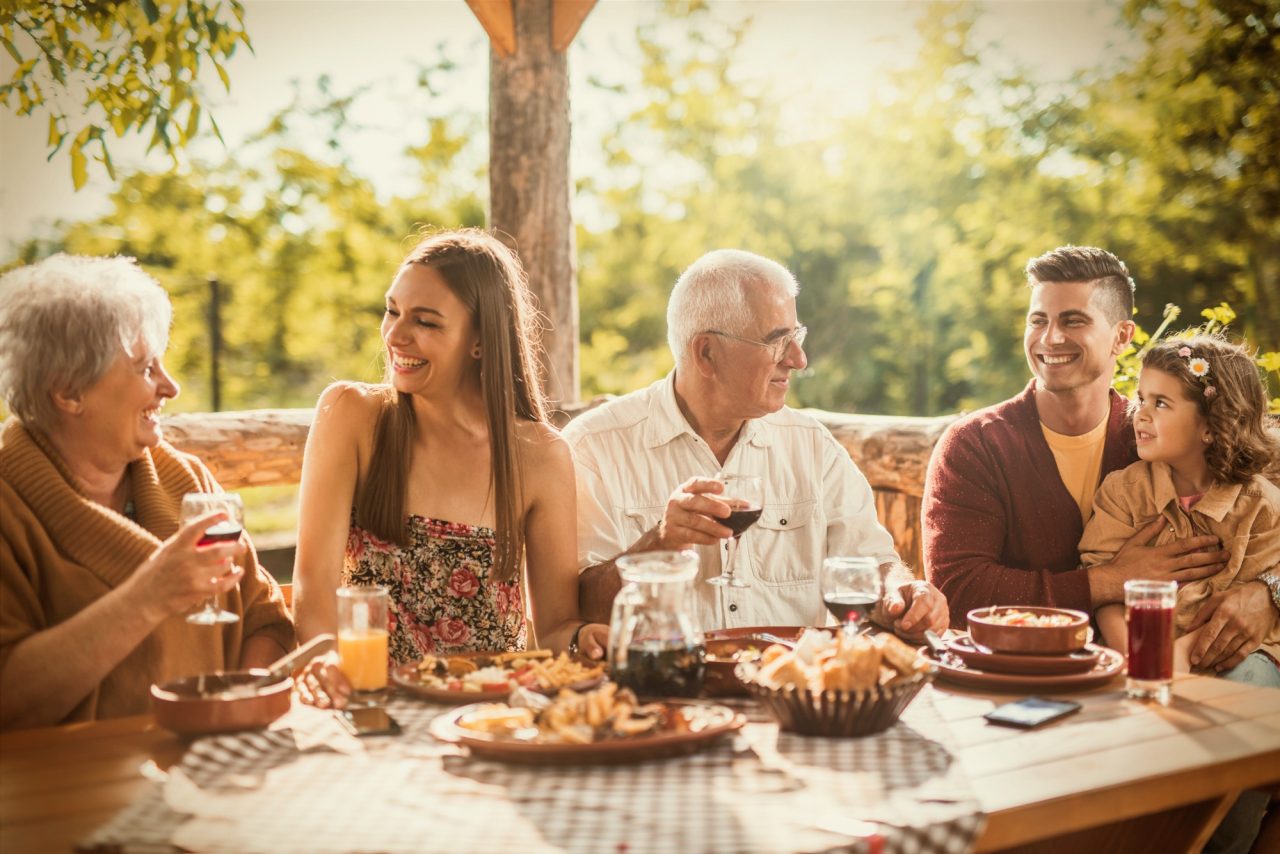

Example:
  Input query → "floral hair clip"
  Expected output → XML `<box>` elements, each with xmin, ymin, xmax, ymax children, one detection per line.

<box><xmin>1176</xmin><ymin>345</ymin><xmax>1217</xmax><ymax>398</ymax></box>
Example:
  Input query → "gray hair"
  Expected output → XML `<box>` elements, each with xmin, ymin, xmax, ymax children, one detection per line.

<box><xmin>0</xmin><ymin>254</ymin><xmax>172</xmax><ymax>432</ymax></box>
<box><xmin>666</xmin><ymin>249</ymin><xmax>799</xmax><ymax>368</ymax></box>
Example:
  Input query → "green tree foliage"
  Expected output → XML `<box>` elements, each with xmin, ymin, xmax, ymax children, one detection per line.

<box><xmin>1</xmin><ymin>0</ymin><xmax>250</xmax><ymax>188</ymax></box>
<box><xmin>7</xmin><ymin>0</ymin><xmax>1276</xmax><ymax>419</ymax></box>
<box><xmin>17</xmin><ymin>81</ymin><xmax>485</xmax><ymax>411</ymax></box>
<box><xmin>580</xmin><ymin>0</ymin><xmax>1278</xmax><ymax>415</ymax></box>
<box><xmin>1025</xmin><ymin>0</ymin><xmax>1280</xmax><ymax>356</ymax></box>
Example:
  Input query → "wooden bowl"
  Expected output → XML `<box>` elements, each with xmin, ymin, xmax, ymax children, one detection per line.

<box><xmin>151</xmin><ymin>669</ymin><xmax>292</xmax><ymax>736</ymax></box>
<box><xmin>966</xmin><ymin>606</ymin><xmax>1091</xmax><ymax>655</ymax></box>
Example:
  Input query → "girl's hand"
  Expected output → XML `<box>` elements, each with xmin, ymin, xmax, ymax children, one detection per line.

<box><xmin>296</xmin><ymin>650</ymin><xmax>352</xmax><ymax>709</ymax></box>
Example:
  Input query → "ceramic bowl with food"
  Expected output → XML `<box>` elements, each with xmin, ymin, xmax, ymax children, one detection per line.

<box><xmin>151</xmin><ymin>669</ymin><xmax>292</xmax><ymax>736</ymax></box>
<box><xmin>702</xmin><ymin>638</ymin><xmax>776</xmax><ymax>697</ymax></box>
<box><xmin>966</xmin><ymin>606</ymin><xmax>1091</xmax><ymax>655</ymax></box>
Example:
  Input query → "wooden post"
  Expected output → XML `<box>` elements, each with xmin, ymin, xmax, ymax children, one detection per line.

<box><xmin>488</xmin><ymin>0</ymin><xmax>579</xmax><ymax>405</ymax></box>
<box><xmin>208</xmin><ymin>275</ymin><xmax>222</xmax><ymax>412</ymax></box>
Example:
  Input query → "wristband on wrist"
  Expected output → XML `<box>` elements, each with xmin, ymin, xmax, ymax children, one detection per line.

<box><xmin>1258</xmin><ymin>570</ymin><xmax>1280</xmax><ymax>614</ymax></box>
<box><xmin>568</xmin><ymin>621</ymin><xmax>590</xmax><ymax>656</ymax></box>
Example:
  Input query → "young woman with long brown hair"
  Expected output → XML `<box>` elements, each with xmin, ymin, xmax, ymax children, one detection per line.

<box><xmin>293</xmin><ymin>229</ymin><xmax>606</xmax><ymax>707</ymax></box>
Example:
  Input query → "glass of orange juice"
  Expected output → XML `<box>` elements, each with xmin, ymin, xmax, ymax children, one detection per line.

<box><xmin>337</xmin><ymin>586</ymin><xmax>389</xmax><ymax>703</ymax></box>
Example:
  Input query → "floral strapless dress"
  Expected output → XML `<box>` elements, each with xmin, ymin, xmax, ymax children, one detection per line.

<box><xmin>343</xmin><ymin>515</ymin><xmax>526</xmax><ymax>665</ymax></box>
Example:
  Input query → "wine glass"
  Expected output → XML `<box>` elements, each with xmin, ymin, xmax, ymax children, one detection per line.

<box><xmin>706</xmin><ymin>473</ymin><xmax>763</xmax><ymax>589</ymax></box>
<box><xmin>181</xmin><ymin>492</ymin><xmax>244</xmax><ymax>625</ymax></box>
<box><xmin>820</xmin><ymin>556</ymin><xmax>882</xmax><ymax>634</ymax></box>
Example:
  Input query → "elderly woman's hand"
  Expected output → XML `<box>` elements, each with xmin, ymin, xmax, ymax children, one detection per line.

<box><xmin>296</xmin><ymin>650</ymin><xmax>352</xmax><ymax>709</ymax></box>
<box><xmin>882</xmin><ymin>579</ymin><xmax>950</xmax><ymax>641</ymax></box>
<box><xmin>125</xmin><ymin>511</ymin><xmax>247</xmax><ymax>623</ymax></box>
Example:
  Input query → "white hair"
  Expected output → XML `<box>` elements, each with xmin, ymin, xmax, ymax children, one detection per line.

<box><xmin>666</xmin><ymin>249</ymin><xmax>799</xmax><ymax>368</ymax></box>
<box><xmin>0</xmin><ymin>254</ymin><xmax>172</xmax><ymax>432</ymax></box>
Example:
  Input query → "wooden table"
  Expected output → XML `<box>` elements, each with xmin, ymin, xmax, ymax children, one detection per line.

<box><xmin>3</xmin><ymin>673</ymin><xmax>1278</xmax><ymax>854</ymax></box>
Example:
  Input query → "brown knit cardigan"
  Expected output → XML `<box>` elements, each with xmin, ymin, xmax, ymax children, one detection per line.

<box><xmin>0</xmin><ymin>420</ymin><xmax>295</xmax><ymax>723</ymax></box>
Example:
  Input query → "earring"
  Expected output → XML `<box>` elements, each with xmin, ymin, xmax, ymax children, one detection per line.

<box><xmin>471</xmin><ymin>346</ymin><xmax>481</xmax><ymax>360</ymax></box>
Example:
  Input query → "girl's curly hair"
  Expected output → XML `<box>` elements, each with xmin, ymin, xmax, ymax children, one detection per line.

<box><xmin>1140</xmin><ymin>333</ymin><xmax>1278</xmax><ymax>485</ymax></box>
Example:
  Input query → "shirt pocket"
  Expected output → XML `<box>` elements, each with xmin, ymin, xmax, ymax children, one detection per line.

<box><xmin>745</xmin><ymin>499</ymin><xmax>818</xmax><ymax>586</ymax></box>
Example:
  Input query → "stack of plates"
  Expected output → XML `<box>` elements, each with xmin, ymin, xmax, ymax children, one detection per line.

<box><xmin>927</xmin><ymin>636</ymin><xmax>1124</xmax><ymax>692</ymax></box>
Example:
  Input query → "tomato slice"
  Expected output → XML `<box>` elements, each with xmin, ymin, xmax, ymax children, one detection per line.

<box><xmin>514</xmin><ymin>670</ymin><xmax>538</xmax><ymax>688</ymax></box>
<box><xmin>480</xmin><ymin>680</ymin><xmax>512</xmax><ymax>692</ymax></box>
<box><xmin>447</xmin><ymin>679</ymin><xmax>463</xmax><ymax>691</ymax></box>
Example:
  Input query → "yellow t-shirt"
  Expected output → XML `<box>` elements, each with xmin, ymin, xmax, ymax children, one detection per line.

<box><xmin>1041</xmin><ymin>416</ymin><xmax>1109</xmax><ymax>523</ymax></box>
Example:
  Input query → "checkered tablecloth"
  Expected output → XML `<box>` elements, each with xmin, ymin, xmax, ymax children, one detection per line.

<box><xmin>79</xmin><ymin>687</ymin><xmax>984</xmax><ymax>854</ymax></box>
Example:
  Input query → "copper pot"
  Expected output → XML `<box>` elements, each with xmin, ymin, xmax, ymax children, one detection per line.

<box><xmin>151</xmin><ymin>669</ymin><xmax>292</xmax><ymax>736</ymax></box>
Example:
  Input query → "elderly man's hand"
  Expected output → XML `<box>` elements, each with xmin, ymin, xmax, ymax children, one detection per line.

<box><xmin>1186</xmin><ymin>581</ymin><xmax>1276</xmax><ymax>671</ymax></box>
<box><xmin>882</xmin><ymin>579</ymin><xmax>949</xmax><ymax>640</ymax></box>
<box><xmin>655</xmin><ymin>476</ymin><xmax>732</xmax><ymax>550</ymax></box>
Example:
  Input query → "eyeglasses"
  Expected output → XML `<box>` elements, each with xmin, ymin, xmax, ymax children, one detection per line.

<box><xmin>706</xmin><ymin>324</ymin><xmax>807</xmax><ymax>363</ymax></box>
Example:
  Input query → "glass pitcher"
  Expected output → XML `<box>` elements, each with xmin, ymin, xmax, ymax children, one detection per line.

<box><xmin>608</xmin><ymin>550</ymin><xmax>706</xmax><ymax>698</ymax></box>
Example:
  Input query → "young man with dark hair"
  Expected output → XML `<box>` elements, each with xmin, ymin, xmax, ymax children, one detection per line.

<box><xmin>922</xmin><ymin>246</ymin><xmax>1230</xmax><ymax>626</ymax></box>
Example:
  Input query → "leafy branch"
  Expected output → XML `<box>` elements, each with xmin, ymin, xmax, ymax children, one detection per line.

<box><xmin>0</xmin><ymin>0</ymin><xmax>251</xmax><ymax>188</ymax></box>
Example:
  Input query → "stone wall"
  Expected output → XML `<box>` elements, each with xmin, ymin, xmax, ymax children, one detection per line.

<box><xmin>160</xmin><ymin>404</ymin><xmax>954</xmax><ymax>571</ymax></box>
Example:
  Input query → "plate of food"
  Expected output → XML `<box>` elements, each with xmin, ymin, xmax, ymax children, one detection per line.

<box><xmin>925</xmin><ymin>644</ymin><xmax>1123</xmax><ymax>692</ymax></box>
<box><xmin>392</xmin><ymin>650</ymin><xmax>604</xmax><ymax>704</ymax></box>
<box><xmin>429</xmin><ymin>682</ymin><xmax>745</xmax><ymax>765</ymax></box>
<box><xmin>703</xmin><ymin>625</ymin><xmax>811</xmax><ymax>644</ymax></box>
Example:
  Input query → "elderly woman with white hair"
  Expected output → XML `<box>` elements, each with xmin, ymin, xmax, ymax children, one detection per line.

<box><xmin>0</xmin><ymin>254</ymin><xmax>294</xmax><ymax>729</ymax></box>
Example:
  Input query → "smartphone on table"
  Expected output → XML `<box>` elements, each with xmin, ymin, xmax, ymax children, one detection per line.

<box><xmin>337</xmin><ymin>706</ymin><xmax>402</xmax><ymax>737</ymax></box>
<box><xmin>983</xmin><ymin>697</ymin><xmax>1081</xmax><ymax>729</ymax></box>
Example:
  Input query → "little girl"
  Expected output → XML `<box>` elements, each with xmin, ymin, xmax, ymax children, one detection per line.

<box><xmin>1080</xmin><ymin>334</ymin><xmax>1280</xmax><ymax>679</ymax></box>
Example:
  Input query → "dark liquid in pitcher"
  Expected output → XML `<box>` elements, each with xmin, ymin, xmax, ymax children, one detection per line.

<box><xmin>1127</xmin><ymin>603</ymin><xmax>1174</xmax><ymax>681</ymax></box>
<box><xmin>198</xmin><ymin>522</ymin><xmax>243</xmax><ymax>546</ymax></box>
<box><xmin>724</xmin><ymin>507</ymin><xmax>762</xmax><ymax>537</ymax></box>
<box><xmin>612</xmin><ymin>641</ymin><xmax>706</xmax><ymax>698</ymax></box>
<box><xmin>823</xmin><ymin>593</ymin><xmax>878</xmax><ymax>623</ymax></box>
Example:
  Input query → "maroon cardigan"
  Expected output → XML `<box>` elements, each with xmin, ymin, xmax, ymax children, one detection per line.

<box><xmin>922</xmin><ymin>380</ymin><xmax>1138</xmax><ymax>627</ymax></box>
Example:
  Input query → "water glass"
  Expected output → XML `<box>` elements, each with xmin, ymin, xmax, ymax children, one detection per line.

<box><xmin>1124</xmin><ymin>579</ymin><xmax>1175</xmax><ymax>706</ymax></box>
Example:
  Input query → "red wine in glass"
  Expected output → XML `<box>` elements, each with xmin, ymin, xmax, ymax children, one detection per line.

<box><xmin>181</xmin><ymin>492</ymin><xmax>245</xmax><ymax>625</ymax></box>
<box><xmin>707</xmin><ymin>474</ymin><xmax>763</xmax><ymax>588</ymax></box>
<box><xmin>724</xmin><ymin>506</ymin><xmax>762</xmax><ymax>538</ymax></box>
<box><xmin>198</xmin><ymin>521</ymin><xmax>244</xmax><ymax>546</ymax></box>
<box><xmin>820</xmin><ymin>556</ymin><xmax>882</xmax><ymax>632</ymax></box>
<box><xmin>823</xmin><ymin>592</ymin><xmax>878</xmax><ymax>624</ymax></box>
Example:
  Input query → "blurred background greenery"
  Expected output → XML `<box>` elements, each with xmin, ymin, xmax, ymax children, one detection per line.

<box><xmin>4</xmin><ymin>0</ymin><xmax>1278</xmax><ymax>545</ymax></box>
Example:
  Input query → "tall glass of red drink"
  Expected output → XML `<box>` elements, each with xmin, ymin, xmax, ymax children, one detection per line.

<box><xmin>1124</xmin><ymin>579</ymin><xmax>1176</xmax><ymax>706</ymax></box>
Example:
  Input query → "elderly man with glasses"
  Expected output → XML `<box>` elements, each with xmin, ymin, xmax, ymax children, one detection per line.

<box><xmin>566</xmin><ymin>249</ymin><xmax>949</xmax><ymax>636</ymax></box>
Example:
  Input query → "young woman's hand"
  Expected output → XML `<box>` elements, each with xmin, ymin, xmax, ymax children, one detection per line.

<box><xmin>574</xmin><ymin>623</ymin><xmax>610</xmax><ymax>660</ymax></box>
<box><xmin>295</xmin><ymin>650</ymin><xmax>353</xmax><ymax>709</ymax></box>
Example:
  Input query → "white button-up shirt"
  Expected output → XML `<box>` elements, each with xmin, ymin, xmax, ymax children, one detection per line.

<box><xmin>563</xmin><ymin>373</ymin><xmax>899</xmax><ymax>630</ymax></box>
